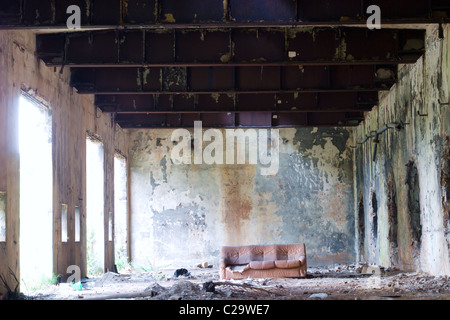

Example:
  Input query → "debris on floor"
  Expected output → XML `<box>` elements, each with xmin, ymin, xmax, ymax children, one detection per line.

<box><xmin>173</xmin><ymin>268</ymin><xmax>191</xmax><ymax>278</ymax></box>
<box><xmin>95</xmin><ymin>272</ymin><xmax>130</xmax><ymax>287</ymax></box>
<box><xmin>19</xmin><ymin>263</ymin><xmax>450</xmax><ymax>300</ymax></box>
<box><xmin>308</xmin><ymin>293</ymin><xmax>328</xmax><ymax>300</ymax></box>
<box><xmin>361</xmin><ymin>264</ymin><xmax>384</xmax><ymax>275</ymax></box>
<box><xmin>196</xmin><ymin>262</ymin><xmax>213</xmax><ymax>268</ymax></box>
<box><xmin>202</xmin><ymin>281</ymin><xmax>216</xmax><ymax>293</ymax></box>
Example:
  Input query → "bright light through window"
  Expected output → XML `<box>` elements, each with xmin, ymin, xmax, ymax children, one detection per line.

<box><xmin>19</xmin><ymin>95</ymin><xmax>53</xmax><ymax>292</ymax></box>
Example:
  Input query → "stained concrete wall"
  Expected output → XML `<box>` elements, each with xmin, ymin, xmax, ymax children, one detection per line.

<box><xmin>129</xmin><ymin>127</ymin><xmax>355</xmax><ymax>269</ymax></box>
<box><xmin>354</xmin><ymin>25</ymin><xmax>450</xmax><ymax>275</ymax></box>
<box><xmin>0</xmin><ymin>30</ymin><xmax>128</xmax><ymax>295</ymax></box>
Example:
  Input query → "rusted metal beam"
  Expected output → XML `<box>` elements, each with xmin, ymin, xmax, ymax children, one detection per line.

<box><xmin>1</xmin><ymin>0</ymin><xmax>448</xmax><ymax>28</ymax></box>
<box><xmin>114</xmin><ymin>111</ymin><xmax>365</xmax><ymax>128</ymax></box>
<box><xmin>95</xmin><ymin>91</ymin><xmax>378</xmax><ymax>114</ymax></box>
<box><xmin>37</xmin><ymin>28</ymin><xmax>425</xmax><ymax>67</ymax></box>
<box><xmin>71</xmin><ymin>65</ymin><xmax>396</xmax><ymax>94</ymax></box>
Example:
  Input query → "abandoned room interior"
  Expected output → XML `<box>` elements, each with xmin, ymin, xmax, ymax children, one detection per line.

<box><xmin>0</xmin><ymin>0</ymin><xmax>449</xmax><ymax>303</ymax></box>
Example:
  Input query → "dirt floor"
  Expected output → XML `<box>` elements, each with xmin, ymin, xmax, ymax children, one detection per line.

<box><xmin>22</xmin><ymin>263</ymin><xmax>450</xmax><ymax>300</ymax></box>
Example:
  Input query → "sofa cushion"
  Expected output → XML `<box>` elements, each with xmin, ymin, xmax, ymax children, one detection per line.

<box><xmin>226</xmin><ymin>264</ymin><xmax>250</xmax><ymax>274</ymax></box>
<box><xmin>274</xmin><ymin>260</ymin><xmax>301</xmax><ymax>269</ymax></box>
<box><xmin>249</xmin><ymin>261</ymin><xmax>275</xmax><ymax>270</ymax></box>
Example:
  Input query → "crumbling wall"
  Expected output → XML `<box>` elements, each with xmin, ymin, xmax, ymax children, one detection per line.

<box><xmin>0</xmin><ymin>30</ymin><xmax>128</xmax><ymax>295</ymax></box>
<box><xmin>354</xmin><ymin>25</ymin><xmax>450</xmax><ymax>275</ymax></box>
<box><xmin>129</xmin><ymin>127</ymin><xmax>355</xmax><ymax>268</ymax></box>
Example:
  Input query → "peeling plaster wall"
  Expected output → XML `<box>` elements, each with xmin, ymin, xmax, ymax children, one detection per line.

<box><xmin>0</xmin><ymin>30</ymin><xmax>129</xmax><ymax>294</ymax></box>
<box><xmin>354</xmin><ymin>25</ymin><xmax>450</xmax><ymax>275</ymax></box>
<box><xmin>129</xmin><ymin>127</ymin><xmax>355</xmax><ymax>268</ymax></box>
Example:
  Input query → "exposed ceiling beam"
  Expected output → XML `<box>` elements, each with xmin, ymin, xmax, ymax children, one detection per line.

<box><xmin>1</xmin><ymin>0</ymin><xmax>448</xmax><ymax>28</ymax></box>
<box><xmin>114</xmin><ymin>111</ymin><xmax>365</xmax><ymax>128</ymax></box>
<box><xmin>6</xmin><ymin>1</ymin><xmax>433</xmax><ymax>129</ymax></box>
<box><xmin>95</xmin><ymin>91</ymin><xmax>378</xmax><ymax>114</ymax></box>
<box><xmin>37</xmin><ymin>27</ymin><xmax>425</xmax><ymax>67</ymax></box>
<box><xmin>70</xmin><ymin>65</ymin><xmax>397</xmax><ymax>94</ymax></box>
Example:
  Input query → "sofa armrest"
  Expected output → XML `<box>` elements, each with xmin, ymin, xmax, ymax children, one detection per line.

<box><xmin>298</xmin><ymin>255</ymin><xmax>307</xmax><ymax>277</ymax></box>
<box><xmin>299</xmin><ymin>255</ymin><xmax>306</xmax><ymax>265</ymax></box>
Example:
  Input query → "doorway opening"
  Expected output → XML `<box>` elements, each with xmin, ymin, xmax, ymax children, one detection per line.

<box><xmin>18</xmin><ymin>94</ymin><xmax>53</xmax><ymax>292</ymax></box>
<box><xmin>86</xmin><ymin>137</ymin><xmax>105</xmax><ymax>277</ymax></box>
<box><xmin>114</xmin><ymin>154</ymin><xmax>129</xmax><ymax>272</ymax></box>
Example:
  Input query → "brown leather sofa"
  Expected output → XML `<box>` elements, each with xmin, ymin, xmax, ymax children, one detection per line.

<box><xmin>219</xmin><ymin>243</ymin><xmax>307</xmax><ymax>280</ymax></box>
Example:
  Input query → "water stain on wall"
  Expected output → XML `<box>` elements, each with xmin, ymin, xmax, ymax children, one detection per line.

<box><xmin>220</xmin><ymin>165</ymin><xmax>255</xmax><ymax>246</ymax></box>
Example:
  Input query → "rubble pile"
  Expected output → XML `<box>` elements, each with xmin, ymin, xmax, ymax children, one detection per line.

<box><xmin>383</xmin><ymin>273</ymin><xmax>450</xmax><ymax>294</ymax></box>
<box><xmin>140</xmin><ymin>280</ymin><xmax>216</xmax><ymax>300</ymax></box>
<box><xmin>25</xmin><ymin>264</ymin><xmax>450</xmax><ymax>300</ymax></box>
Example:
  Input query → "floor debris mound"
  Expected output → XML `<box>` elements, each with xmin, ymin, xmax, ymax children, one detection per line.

<box><xmin>22</xmin><ymin>264</ymin><xmax>450</xmax><ymax>300</ymax></box>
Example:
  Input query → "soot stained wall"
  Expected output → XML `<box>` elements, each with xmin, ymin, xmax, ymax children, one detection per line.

<box><xmin>354</xmin><ymin>25</ymin><xmax>450</xmax><ymax>275</ymax></box>
<box><xmin>129</xmin><ymin>127</ymin><xmax>355</xmax><ymax>268</ymax></box>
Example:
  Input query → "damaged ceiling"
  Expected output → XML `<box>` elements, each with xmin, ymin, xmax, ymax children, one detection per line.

<box><xmin>1</xmin><ymin>0</ymin><xmax>448</xmax><ymax>128</ymax></box>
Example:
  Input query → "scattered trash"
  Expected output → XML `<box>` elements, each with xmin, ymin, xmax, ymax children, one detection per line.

<box><xmin>155</xmin><ymin>274</ymin><xmax>166</xmax><ymax>280</ymax></box>
<box><xmin>361</xmin><ymin>264</ymin><xmax>384</xmax><ymax>275</ymax></box>
<box><xmin>208</xmin><ymin>281</ymin><xmax>283</xmax><ymax>297</ymax></box>
<box><xmin>203</xmin><ymin>281</ymin><xmax>216</xmax><ymax>293</ymax></box>
<box><xmin>71</xmin><ymin>281</ymin><xmax>83</xmax><ymax>291</ymax></box>
<box><xmin>56</xmin><ymin>274</ymin><xmax>62</xmax><ymax>286</ymax></box>
<box><xmin>174</xmin><ymin>268</ymin><xmax>191</xmax><ymax>277</ymax></box>
<box><xmin>308</xmin><ymin>293</ymin><xmax>328</xmax><ymax>300</ymax></box>
<box><xmin>15</xmin><ymin>264</ymin><xmax>450</xmax><ymax>300</ymax></box>
<box><xmin>196</xmin><ymin>262</ymin><xmax>213</xmax><ymax>268</ymax></box>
